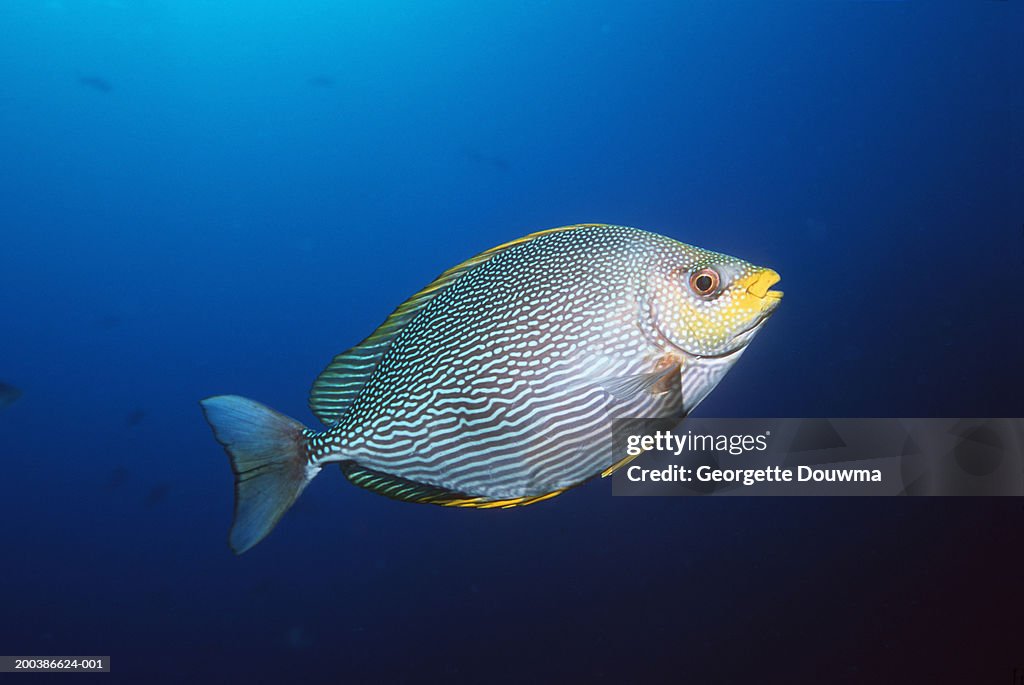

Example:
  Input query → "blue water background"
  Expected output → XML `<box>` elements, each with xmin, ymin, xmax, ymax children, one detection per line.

<box><xmin>1</xmin><ymin>1</ymin><xmax>1022</xmax><ymax>682</ymax></box>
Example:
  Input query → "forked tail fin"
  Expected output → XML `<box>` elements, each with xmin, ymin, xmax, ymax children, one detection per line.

<box><xmin>199</xmin><ymin>395</ymin><xmax>321</xmax><ymax>554</ymax></box>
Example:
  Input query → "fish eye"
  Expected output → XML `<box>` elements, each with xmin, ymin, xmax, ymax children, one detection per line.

<box><xmin>689</xmin><ymin>268</ymin><xmax>720</xmax><ymax>297</ymax></box>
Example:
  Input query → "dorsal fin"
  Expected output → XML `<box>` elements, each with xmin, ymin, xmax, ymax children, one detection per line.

<box><xmin>308</xmin><ymin>224</ymin><xmax>600</xmax><ymax>425</ymax></box>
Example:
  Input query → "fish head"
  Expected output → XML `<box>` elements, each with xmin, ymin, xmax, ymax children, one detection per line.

<box><xmin>643</xmin><ymin>243</ymin><xmax>783</xmax><ymax>360</ymax></box>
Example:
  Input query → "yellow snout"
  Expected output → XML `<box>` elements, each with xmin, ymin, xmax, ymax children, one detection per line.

<box><xmin>736</xmin><ymin>268</ymin><xmax>783</xmax><ymax>300</ymax></box>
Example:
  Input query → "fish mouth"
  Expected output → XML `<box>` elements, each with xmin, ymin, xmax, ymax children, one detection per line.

<box><xmin>741</xmin><ymin>268</ymin><xmax>784</xmax><ymax>301</ymax></box>
<box><xmin>728</xmin><ymin>268</ymin><xmax>783</xmax><ymax>341</ymax></box>
<box><xmin>734</xmin><ymin>268</ymin><xmax>784</xmax><ymax>317</ymax></box>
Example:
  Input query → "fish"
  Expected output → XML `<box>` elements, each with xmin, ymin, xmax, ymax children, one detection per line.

<box><xmin>0</xmin><ymin>382</ymin><xmax>21</xmax><ymax>410</ymax></box>
<box><xmin>78</xmin><ymin>75</ymin><xmax>113</xmax><ymax>93</ymax></box>
<box><xmin>143</xmin><ymin>483</ymin><xmax>169</xmax><ymax>508</ymax></box>
<box><xmin>104</xmin><ymin>465</ymin><xmax>130</xmax><ymax>491</ymax></box>
<box><xmin>200</xmin><ymin>224</ymin><xmax>783</xmax><ymax>553</ymax></box>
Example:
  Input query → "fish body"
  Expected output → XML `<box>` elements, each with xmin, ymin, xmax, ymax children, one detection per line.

<box><xmin>201</xmin><ymin>224</ymin><xmax>783</xmax><ymax>553</ymax></box>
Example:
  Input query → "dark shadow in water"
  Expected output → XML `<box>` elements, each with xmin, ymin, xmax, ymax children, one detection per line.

<box><xmin>308</xmin><ymin>75</ymin><xmax>334</xmax><ymax>88</ymax></box>
<box><xmin>144</xmin><ymin>483</ymin><xmax>169</xmax><ymax>507</ymax></box>
<box><xmin>0</xmin><ymin>382</ymin><xmax>21</xmax><ymax>409</ymax></box>
<box><xmin>79</xmin><ymin>75</ymin><xmax>113</xmax><ymax>93</ymax></box>
<box><xmin>462</xmin><ymin>145</ymin><xmax>510</xmax><ymax>172</ymax></box>
<box><xmin>105</xmin><ymin>465</ymin><xmax>130</xmax><ymax>491</ymax></box>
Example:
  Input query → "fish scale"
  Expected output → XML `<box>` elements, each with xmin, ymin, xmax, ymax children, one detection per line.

<box><xmin>201</xmin><ymin>223</ymin><xmax>783</xmax><ymax>553</ymax></box>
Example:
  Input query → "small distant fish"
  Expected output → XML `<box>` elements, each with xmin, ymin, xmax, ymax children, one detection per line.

<box><xmin>105</xmin><ymin>465</ymin><xmax>130</xmax><ymax>490</ymax></box>
<box><xmin>0</xmin><ymin>382</ymin><xmax>21</xmax><ymax>409</ymax></box>
<box><xmin>286</xmin><ymin>625</ymin><xmax>312</xmax><ymax>649</ymax></box>
<box><xmin>144</xmin><ymin>484</ymin><xmax>169</xmax><ymax>507</ymax></box>
<box><xmin>201</xmin><ymin>224</ymin><xmax>783</xmax><ymax>553</ymax></box>
<box><xmin>125</xmin><ymin>408</ymin><xmax>146</xmax><ymax>427</ymax></box>
<box><xmin>308</xmin><ymin>75</ymin><xmax>334</xmax><ymax>88</ymax></box>
<box><xmin>79</xmin><ymin>75</ymin><xmax>112</xmax><ymax>93</ymax></box>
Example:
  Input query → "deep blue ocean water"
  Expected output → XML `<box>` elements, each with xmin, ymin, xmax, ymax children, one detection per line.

<box><xmin>1</xmin><ymin>1</ymin><xmax>1022</xmax><ymax>682</ymax></box>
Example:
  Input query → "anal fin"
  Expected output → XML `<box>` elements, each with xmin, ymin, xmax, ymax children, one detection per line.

<box><xmin>339</xmin><ymin>462</ymin><xmax>568</xmax><ymax>508</ymax></box>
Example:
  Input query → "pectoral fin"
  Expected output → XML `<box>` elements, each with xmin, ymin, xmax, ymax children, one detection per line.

<box><xmin>598</xmin><ymin>359</ymin><xmax>682</xmax><ymax>401</ymax></box>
